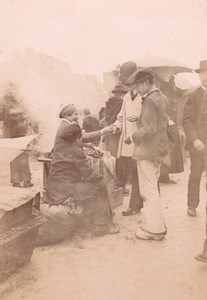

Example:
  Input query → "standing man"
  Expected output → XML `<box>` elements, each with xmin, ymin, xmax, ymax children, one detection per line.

<box><xmin>105</xmin><ymin>61</ymin><xmax>137</xmax><ymax>193</ymax></box>
<box><xmin>195</xmin><ymin>90</ymin><xmax>207</xmax><ymax>262</ymax></box>
<box><xmin>183</xmin><ymin>60</ymin><xmax>207</xmax><ymax>217</ymax></box>
<box><xmin>126</xmin><ymin>67</ymin><xmax>169</xmax><ymax>240</ymax></box>
<box><xmin>111</xmin><ymin>86</ymin><xmax>144</xmax><ymax>215</ymax></box>
<box><xmin>105</xmin><ymin>61</ymin><xmax>143</xmax><ymax>214</ymax></box>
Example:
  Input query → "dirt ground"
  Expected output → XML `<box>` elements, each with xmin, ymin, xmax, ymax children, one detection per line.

<box><xmin>1</xmin><ymin>158</ymin><xmax>207</xmax><ymax>300</ymax></box>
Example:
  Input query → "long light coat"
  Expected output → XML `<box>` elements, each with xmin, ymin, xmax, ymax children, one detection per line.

<box><xmin>114</xmin><ymin>92</ymin><xmax>142</xmax><ymax>158</ymax></box>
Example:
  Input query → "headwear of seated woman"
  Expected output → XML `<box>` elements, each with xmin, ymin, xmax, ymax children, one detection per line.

<box><xmin>59</xmin><ymin>104</ymin><xmax>77</xmax><ymax>119</ymax></box>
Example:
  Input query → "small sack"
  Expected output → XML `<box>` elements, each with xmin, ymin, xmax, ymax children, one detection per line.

<box><xmin>36</xmin><ymin>203</ymin><xmax>75</xmax><ymax>246</ymax></box>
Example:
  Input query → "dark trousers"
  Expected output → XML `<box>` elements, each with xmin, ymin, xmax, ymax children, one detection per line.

<box><xmin>204</xmin><ymin>204</ymin><xmax>207</xmax><ymax>253</ymax></box>
<box><xmin>128</xmin><ymin>159</ymin><xmax>143</xmax><ymax>210</ymax></box>
<box><xmin>116</xmin><ymin>157</ymin><xmax>131</xmax><ymax>188</ymax></box>
<box><xmin>187</xmin><ymin>152</ymin><xmax>205</xmax><ymax>209</ymax></box>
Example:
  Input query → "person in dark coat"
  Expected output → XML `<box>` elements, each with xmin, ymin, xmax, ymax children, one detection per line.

<box><xmin>45</xmin><ymin>105</ymin><xmax>119</xmax><ymax>236</ymax></box>
<box><xmin>104</xmin><ymin>66</ymin><xmax>134</xmax><ymax>158</ymax></box>
<box><xmin>105</xmin><ymin>61</ymin><xmax>144</xmax><ymax>215</ymax></box>
<box><xmin>195</xmin><ymin>90</ymin><xmax>207</xmax><ymax>262</ymax></box>
<box><xmin>159</xmin><ymin>120</ymin><xmax>184</xmax><ymax>183</ymax></box>
<box><xmin>98</xmin><ymin>107</ymin><xmax>106</xmax><ymax>129</ymax></box>
<box><xmin>1</xmin><ymin>93</ymin><xmax>33</xmax><ymax>187</ymax></box>
<box><xmin>82</xmin><ymin>108</ymin><xmax>100</xmax><ymax>146</ymax></box>
<box><xmin>182</xmin><ymin>60</ymin><xmax>207</xmax><ymax>217</ymax></box>
<box><xmin>82</xmin><ymin>108</ymin><xmax>99</xmax><ymax>132</ymax></box>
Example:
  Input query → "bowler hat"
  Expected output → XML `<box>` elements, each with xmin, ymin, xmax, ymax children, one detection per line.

<box><xmin>195</xmin><ymin>60</ymin><xmax>207</xmax><ymax>73</ymax></box>
<box><xmin>120</xmin><ymin>61</ymin><xmax>137</xmax><ymax>78</ymax></box>
<box><xmin>125</xmin><ymin>67</ymin><xmax>154</xmax><ymax>86</ymax></box>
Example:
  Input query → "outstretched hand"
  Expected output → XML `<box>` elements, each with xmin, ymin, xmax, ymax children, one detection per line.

<box><xmin>100</xmin><ymin>125</ymin><xmax>116</xmax><ymax>135</ymax></box>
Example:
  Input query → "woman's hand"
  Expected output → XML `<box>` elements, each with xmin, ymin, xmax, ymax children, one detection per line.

<box><xmin>100</xmin><ymin>125</ymin><xmax>116</xmax><ymax>135</ymax></box>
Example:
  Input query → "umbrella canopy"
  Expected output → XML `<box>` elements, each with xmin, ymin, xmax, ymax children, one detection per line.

<box><xmin>135</xmin><ymin>56</ymin><xmax>192</xmax><ymax>70</ymax></box>
<box><xmin>152</xmin><ymin>66</ymin><xmax>192</xmax><ymax>82</ymax></box>
<box><xmin>134</xmin><ymin>56</ymin><xmax>193</xmax><ymax>82</ymax></box>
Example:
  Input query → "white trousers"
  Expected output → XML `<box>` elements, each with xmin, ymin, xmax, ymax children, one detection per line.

<box><xmin>137</xmin><ymin>160</ymin><xmax>166</xmax><ymax>234</ymax></box>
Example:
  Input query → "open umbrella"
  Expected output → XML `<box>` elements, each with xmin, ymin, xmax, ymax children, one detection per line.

<box><xmin>125</xmin><ymin>56</ymin><xmax>193</xmax><ymax>84</ymax></box>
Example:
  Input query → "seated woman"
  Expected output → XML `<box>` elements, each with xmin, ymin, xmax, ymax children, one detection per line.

<box><xmin>44</xmin><ymin>105</ymin><xmax>119</xmax><ymax>238</ymax></box>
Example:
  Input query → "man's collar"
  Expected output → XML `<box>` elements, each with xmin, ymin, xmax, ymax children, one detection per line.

<box><xmin>130</xmin><ymin>90</ymin><xmax>139</xmax><ymax>101</ymax></box>
<box><xmin>141</xmin><ymin>87</ymin><xmax>160</xmax><ymax>102</ymax></box>
<box><xmin>63</xmin><ymin>118</ymin><xmax>72</xmax><ymax>124</ymax></box>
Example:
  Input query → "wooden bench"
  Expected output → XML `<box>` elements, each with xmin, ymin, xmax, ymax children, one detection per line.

<box><xmin>38</xmin><ymin>152</ymin><xmax>51</xmax><ymax>189</ymax></box>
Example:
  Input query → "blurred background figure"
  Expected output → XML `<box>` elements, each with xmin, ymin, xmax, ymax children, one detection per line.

<box><xmin>82</xmin><ymin>108</ymin><xmax>100</xmax><ymax>146</ymax></box>
<box><xmin>0</xmin><ymin>86</ymin><xmax>38</xmax><ymax>187</ymax></box>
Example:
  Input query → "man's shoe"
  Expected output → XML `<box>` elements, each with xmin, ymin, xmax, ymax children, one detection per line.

<box><xmin>187</xmin><ymin>208</ymin><xmax>196</xmax><ymax>217</ymax></box>
<box><xmin>12</xmin><ymin>183</ymin><xmax>21</xmax><ymax>187</ymax></box>
<box><xmin>135</xmin><ymin>228</ymin><xmax>165</xmax><ymax>241</ymax></box>
<box><xmin>122</xmin><ymin>208</ymin><xmax>140</xmax><ymax>216</ymax></box>
<box><xmin>195</xmin><ymin>252</ymin><xmax>207</xmax><ymax>263</ymax></box>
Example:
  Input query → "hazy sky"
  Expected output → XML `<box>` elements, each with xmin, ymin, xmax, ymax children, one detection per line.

<box><xmin>0</xmin><ymin>0</ymin><xmax>207</xmax><ymax>76</ymax></box>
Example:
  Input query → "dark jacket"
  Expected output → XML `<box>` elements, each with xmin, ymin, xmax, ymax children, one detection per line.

<box><xmin>105</xmin><ymin>83</ymin><xmax>129</xmax><ymax>125</ymax></box>
<box><xmin>200</xmin><ymin>91</ymin><xmax>207</xmax><ymax>139</ymax></box>
<box><xmin>82</xmin><ymin>115</ymin><xmax>100</xmax><ymax>132</ymax></box>
<box><xmin>200</xmin><ymin>91</ymin><xmax>207</xmax><ymax>171</ymax></box>
<box><xmin>182</xmin><ymin>86</ymin><xmax>206</xmax><ymax>152</ymax></box>
<box><xmin>104</xmin><ymin>83</ymin><xmax>129</xmax><ymax>156</ymax></box>
<box><xmin>82</xmin><ymin>115</ymin><xmax>100</xmax><ymax>146</ymax></box>
<box><xmin>132</xmin><ymin>88</ymin><xmax>169</xmax><ymax>162</ymax></box>
<box><xmin>166</xmin><ymin>124</ymin><xmax>184</xmax><ymax>173</ymax></box>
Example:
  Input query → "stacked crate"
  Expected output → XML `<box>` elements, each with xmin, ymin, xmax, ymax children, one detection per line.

<box><xmin>0</xmin><ymin>187</ymin><xmax>44</xmax><ymax>281</ymax></box>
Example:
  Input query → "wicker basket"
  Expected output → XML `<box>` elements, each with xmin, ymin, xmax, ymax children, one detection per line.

<box><xmin>0</xmin><ymin>214</ymin><xmax>44</xmax><ymax>282</ymax></box>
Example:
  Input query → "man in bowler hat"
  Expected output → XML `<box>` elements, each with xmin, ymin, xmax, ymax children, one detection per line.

<box><xmin>125</xmin><ymin>67</ymin><xmax>169</xmax><ymax>240</ymax></box>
